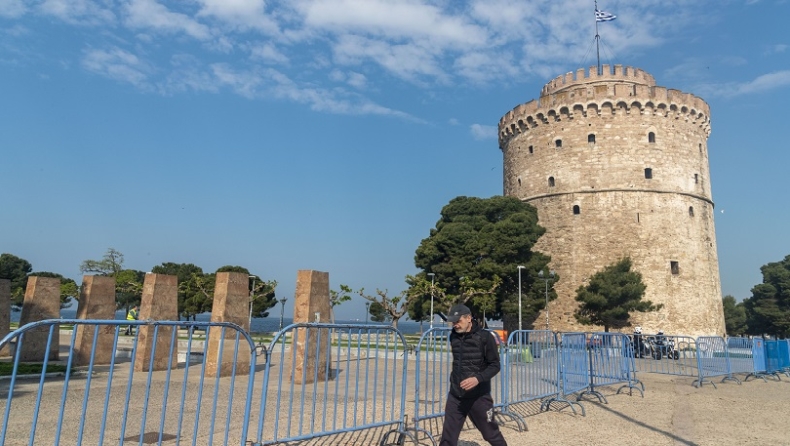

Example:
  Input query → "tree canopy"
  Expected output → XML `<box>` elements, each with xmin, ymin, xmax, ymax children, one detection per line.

<box><xmin>743</xmin><ymin>255</ymin><xmax>790</xmax><ymax>337</ymax></box>
<box><xmin>722</xmin><ymin>295</ymin><xmax>748</xmax><ymax>336</ymax></box>
<box><xmin>574</xmin><ymin>258</ymin><xmax>660</xmax><ymax>332</ymax></box>
<box><xmin>0</xmin><ymin>253</ymin><xmax>33</xmax><ymax>304</ymax></box>
<box><xmin>410</xmin><ymin>195</ymin><xmax>553</xmax><ymax>332</ymax></box>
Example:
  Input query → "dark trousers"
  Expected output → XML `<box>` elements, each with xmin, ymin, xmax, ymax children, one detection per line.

<box><xmin>440</xmin><ymin>393</ymin><xmax>507</xmax><ymax>446</ymax></box>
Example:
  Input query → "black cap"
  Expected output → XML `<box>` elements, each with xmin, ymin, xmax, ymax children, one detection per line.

<box><xmin>446</xmin><ymin>304</ymin><xmax>471</xmax><ymax>323</ymax></box>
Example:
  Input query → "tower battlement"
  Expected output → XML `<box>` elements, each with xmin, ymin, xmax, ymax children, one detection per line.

<box><xmin>541</xmin><ymin>64</ymin><xmax>655</xmax><ymax>96</ymax></box>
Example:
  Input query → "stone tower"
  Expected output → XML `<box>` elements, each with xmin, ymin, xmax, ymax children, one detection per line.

<box><xmin>498</xmin><ymin>64</ymin><xmax>725</xmax><ymax>336</ymax></box>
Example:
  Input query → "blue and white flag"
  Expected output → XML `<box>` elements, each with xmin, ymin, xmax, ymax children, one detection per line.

<box><xmin>595</xmin><ymin>9</ymin><xmax>616</xmax><ymax>22</ymax></box>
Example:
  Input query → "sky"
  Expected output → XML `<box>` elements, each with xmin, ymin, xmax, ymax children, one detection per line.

<box><xmin>1</xmin><ymin>0</ymin><xmax>788</xmax><ymax>321</ymax></box>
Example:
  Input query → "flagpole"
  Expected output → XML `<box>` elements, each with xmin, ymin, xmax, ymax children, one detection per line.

<box><xmin>595</xmin><ymin>0</ymin><xmax>601</xmax><ymax>75</ymax></box>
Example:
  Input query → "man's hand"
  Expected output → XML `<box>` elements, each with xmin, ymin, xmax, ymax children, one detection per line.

<box><xmin>460</xmin><ymin>377</ymin><xmax>479</xmax><ymax>390</ymax></box>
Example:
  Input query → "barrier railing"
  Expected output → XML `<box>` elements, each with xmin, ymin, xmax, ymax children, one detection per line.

<box><xmin>251</xmin><ymin>323</ymin><xmax>416</xmax><ymax>446</ymax></box>
<box><xmin>0</xmin><ymin>319</ymin><xmax>258</xmax><ymax>446</ymax></box>
<box><xmin>412</xmin><ymin>327</ymin><xmax>452</xmax><ymax>444</ymax></box>
<box><xmin>486</xmin><ymin>330</ymin><xmax>528</xmax><ymax>431</ymax></box>
<box><xmin>780</xmin><ymin>340</ymin><xmax>790</xmax><ymax>376</ymax></box>
<box><xmin>726</xmin><ymin>337</ymin><xmax>754</xmax><ymax>379</ymax></box>
<box><xmin>578</xmin><ymin>332</ymin><xmax>643</xmax><ymax>402</ymax></box>
<box><xmin>693</xmin><ymin>336</ymin><xmax>737</xmax><ymax>388</ymax></box>
<box><xmin>504</xmin><ymin>330</ymin><xmax>560</xmax><ymax>414</ymax></box>
<box><xmin>632</xmin><ymin>334</ymin><xmax>699</xmax><ymax>378</ymax></box>
<box><xmin>541</xmin><ymin>333</ymin><xmax>586</xmax><ymax>415</ymax></box>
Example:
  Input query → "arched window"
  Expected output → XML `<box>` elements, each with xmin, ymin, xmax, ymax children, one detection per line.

<box><xmin>644</xmin><ymin>168</ymin><xmax>653</xmax><ymax>179</ymax></box>
<box><xmin>573</xmin><ymin>205</ymin><xmax>580</xmax><ymax>215</ymax></box>
<box><xmin>588</xmin><ymin>134</ymin><xmax>596</xmax><ymax>144</ymax></box>
<box><xmin>648</xmin><ymin>132</ymin><xmax>656</xmax><ymax>143</ymax></box>
<box><xmin>529</xmin><ymin>145</ymin><xmax>534</xmax><ymax>154</ymax></box>
<box><xmin>555</xmin><ymin>139</ymin><xmax>562</xmax><ymax>148</ymax></box>
<box><xmin>699</xmin><ymin>143</ymin><xmax>703</xmax><ymax>152</ymax></box>
<box><xmin>548</xmin><ymin>176</ymin><xmax>555</xmax><ymax>187</ymax></box>
<box><xmin>689</xmin><ymin>206</ymin><xmax>694</xmax><ymax>217</ymax></box>
<box><xmin>517</xmin><ymin>177</ymin><xmax>522</xmax><ymax>187</ymax></box>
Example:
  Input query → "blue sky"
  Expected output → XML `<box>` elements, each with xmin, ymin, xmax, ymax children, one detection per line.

<box><xmin>1</xmin><ymin>0</ymin><xmax>788</xmax><ymax>321</ymax></box>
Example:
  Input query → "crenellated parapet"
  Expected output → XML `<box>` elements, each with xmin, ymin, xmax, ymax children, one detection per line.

<box><xmin>541</xmin><ymin>64</ymin><xmax>655</xmax><ymax>96</ymax></box>
<box><xmin>498</xmin><ymin>70</ymin><xmax>711</xmax><ymax>147</ymax></box>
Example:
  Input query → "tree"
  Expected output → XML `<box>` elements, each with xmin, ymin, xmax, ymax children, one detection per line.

<box><xmin>115</xmin><ymin>269</ymin><xmax>145</xmax><ymax>313</ymax></box>
<box><xmin>26</xmin><ymin>272</ymin><xmax>77</xmax><ymax>309</ymax></box>
<box><xmin>0</xmin><ymin>253</ymin><xmax>33</xmax><ymax>306</ymax></box>
<box><xmin>574</xmin><ymin>258</ymin><xmax>660</xmax><ymax>332</ymax></box>
<box><xmin>330</xmin><ymin>284</ymin><xmax>353</xmax><ymax>323</ymax></box>
<box><xmin>358</xmin><ymin>283</ymin><xmax>419</xmax><ymax>330</ymax></box>
<box><xmin>368</xmin><ymin>301</ymin><xmax>390</xmax><ymax>323</ymax></box>
<box><xmin>722</xmin><ymin>295</ymin><xmax>748</xmax><ymax>336</ymax></box>
<box><xmin>151</xmin><ymin>262</ymin><xmax>207</xmax><ymax>320</ymax></box>
<box><xmin>80</xmin><ymin>248</ymin><xmax>125</xmax><ymax>275</ymax></box>
<box><xmin>410</xmin><ymin>196</ymin><xmax>554</xmax><ymax>332</ymax></box>
<box><xmin>743</xmin><ymin>255</ymin><xmax>790</xmax><ymax>337</ymax></box>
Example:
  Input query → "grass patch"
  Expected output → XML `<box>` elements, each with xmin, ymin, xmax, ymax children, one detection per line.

<box><xmin>0</xmin><ymin>362</ymin><xmax>71</xmax><ymax>376</ymax></box>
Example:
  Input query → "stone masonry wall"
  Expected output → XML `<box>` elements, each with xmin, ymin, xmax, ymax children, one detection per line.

<box><xmin>499</xmin><ymin>65</ymin><xmax>725</xmax><ymax>336</ymax></box>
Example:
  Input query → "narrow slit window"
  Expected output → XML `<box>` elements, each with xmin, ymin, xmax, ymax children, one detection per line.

<box><xmin>529</xmin><ymin>145</ymin><xmax>534</xmax><ymax>154</ymax></box>
<box><xmin>548</xmin><ymin>176</ymin><xmax>555</xmax><ymax>187</ymax></box>
<box><xmin>689</xmin><ymin>206</ymin><xmax>694</xmax><ymax>217</ymax></box>
<box><xmin>648</xmin><ymin>132</ymin><xmax>656</xmax><ymax>143</ymax></box>
<box><xmin>699</xmin><ymin>143</ymin><xmax>703</xmax><ymax>152</ymax></box>
<box><xmin>517</xmin><ymin>177</ymin><xmax>522</xmax><ymax>187</ymax></box>
<box><xmin>694</xmin><ymin>174</ymin><xmax>699</xmax><ymax>184</ymax></box>
<box><xmin>573</xmin><ymin>205</ymin><xmax>580</xmax><ymax>215</ymax></box>
<box><xmin>555</xmin><ymin>139</ymin><xmax>562</xmax><ymax>148</ymax></box>
<box><xmin>588</xmin><ymin>134</ymin><xmax>596</xmax><ymax>144</ymax></box>
<box><xmin>644</xmin><ymin>168</ymin><xmax>653</xmax><ymax>179</ymax></box>
<box><xmin>670</xmin><ymin>261</ymin><xmax>679</xmax><ymax>275</ymax></box>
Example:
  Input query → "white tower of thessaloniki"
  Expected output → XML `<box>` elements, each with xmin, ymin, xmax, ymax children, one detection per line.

<box><xmin>498</xmin><ymin>65</ymin><xmax>725</xmax><ymax>336</ymax></box>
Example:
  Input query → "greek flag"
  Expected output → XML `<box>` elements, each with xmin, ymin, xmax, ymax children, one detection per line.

<box><xmin>595</xmin><ymin>9</ymin><xmax>616</xmax><ymax>22</ymax></box>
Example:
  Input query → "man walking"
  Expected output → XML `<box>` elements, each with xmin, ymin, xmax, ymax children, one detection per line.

<box><xmin>441</xmin><ymin>304</ymin><xmax>508</xmax><ymax>446</ymax></box>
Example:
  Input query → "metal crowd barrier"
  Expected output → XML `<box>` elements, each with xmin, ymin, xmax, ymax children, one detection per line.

<box><xmin>693</xmin><ymin>336</ymin><xmax>738</xmax><ymax>388</ymax></box>
<box><xmin>412</xmin><ymin>327</ymin><xmax>452</xmax><ymax>444</ymax></box>
<box><xmin>251</xmin><ymin>323</ymin><xmax>416</xmax><ymax>446</ymax></box>
<box><xmin>541</xmin><ymin>333</ymin><xmax>586</xmax><ymax>415</ymax></box>
<box><xmin>0</xmin><ymin>319</ymin><xmax>258</xmax><ymax>446</ymax></box>
<box><xmin>744</xmin><ymin>338</ymin><xmax>775</xmax><ymax>382</ymax></box>
<box><xmin>503</xmin><ymin>330</ymin><xmax>560</xmax><ymax>414</ymax></box>
<box><xmin>632</xmin><ymin>334</ymin><xmax>699</xmax><ymax>378</ymax></box>
<box><xmin>779</xmin><ymin>340</ymin><xmax>790</xmax><ymax>376</ymax></box>
<box><xmin>486</xmin><ymin>331</ymin><xmax>528</xmax><ymax>431</ymax></box>
<box><xmin>726</xmin><ymin>337</ymin><xmax>754</xmax><ymax>378</ymax></box>
<box><xmin>578</xmin><ymin>332</ymin><xmax>643</xmax><ymax>402</ymax></box>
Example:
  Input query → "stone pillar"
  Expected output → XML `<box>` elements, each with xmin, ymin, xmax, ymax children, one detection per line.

<box><xmin>205</xmin><ymin>272</ymin><xmax>251</xmax><ymax>377</ymax></box>
<box><xmin>18</xmin><ymin>276</ymin><xmax>61</xmax><ymax>362</ymax></box>
<box><xmin>0</xmin><ymin>279</ymin><xmax>10</xmax><ymax>356</ymax></box>
<box><xmin>134</xmin><ymin>273</ymin><xmax>178</xmax><ymax>372</ymax></box>
<box><xmin>289</xmin><ymin>270</ymin><xmax>332</xmax><ymax>384</ymax></box>
<box><xmin>73</xmin><ymin>275</ymin><xmax>117</xmax><ymax>366</ymax></box>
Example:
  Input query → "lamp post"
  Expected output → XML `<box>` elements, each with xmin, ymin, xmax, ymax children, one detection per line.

<box><xmin>248</xmin><ymin>275</ymin><xmax>256</xmax><ymax>330</ymax></box>
<box><xmin>365</xmin><ymin>302</ymin><xmax>370</xmax><ymax>324</ymax></box>
<box><xmin>427</xmin><ymin>273</ymin><xmax>436</xmax><ymax>330</ymax></box>
<box><xmin>517</xmin><ymin>266</ymin><xmax>525</xmax><ymax>332</ymax></box>
<box><xmin>538</xmin><ymin>270</ymin><xmax>556</xmax><ymax>330</ymax></box>
<box><xmin>278</xmin><ymin>297</ymin><xmax>287</xmax><ymax>331</ymax></box>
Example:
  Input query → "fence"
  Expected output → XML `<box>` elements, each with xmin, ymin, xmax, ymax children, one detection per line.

<box><xmin>693</xmin><ymin>336</ymin><xmax>737</xmax><ymax>388</ymax></box>
<box><xmin>540</xmin><ymin>333</ymin><xmax>587</xmax><ymax>415</ymax></box>
<box><xmin>632</xmin><ymin>334</ymin><xmax>699</xmax><ymax>378</ymax></box>
<box><xmin>579</xmin><ymin>332</ymin><xmax>642</xmax><ymax>402</ymax></box>
<box><xmin>503</xmin><ymin>330</ymin><xmax>559</xmax><ymax>415</ymax></box>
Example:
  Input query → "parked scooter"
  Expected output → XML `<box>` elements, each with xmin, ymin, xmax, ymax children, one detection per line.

<box><xmin>648</xmin><ymin>331</ymin><xmax>680</xmax><ymax>360</ymax></box>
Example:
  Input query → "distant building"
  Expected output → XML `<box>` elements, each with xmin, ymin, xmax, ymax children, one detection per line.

<box><xmin>498</xmin><ymin>65</ymin><xmax>725</xmax><ymax>336</ymax></box>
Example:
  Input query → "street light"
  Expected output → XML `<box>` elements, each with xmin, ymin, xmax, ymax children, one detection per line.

<box><xmin>248</xmin><ymin>275</ymin><xmax>256</xmax><ymax>330</ymax></box>
<box><xmin>427</xmin><ymin>273</ymin><xmax>436</xmax><ymax>330</ymax></box>
<box><xmin>365</xmin><ymin>302</ymin><xmax>370</xmax><ymax>324</ymax></box>
<box><xmin>517</xmin><ymin>266</ymin><xmax>525</xmax><ymax>332</ymax></box>
<box><xmin>538</xmin><ymin>270</ymin><xmax>556</xmax><ymax>331</ymax></box>
<box><xmin>278</xmin><ymin>297</ymin><xmax>287</xmax><ymax>331</ymax></box>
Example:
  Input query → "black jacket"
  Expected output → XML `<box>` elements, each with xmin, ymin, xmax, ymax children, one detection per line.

<box><xmin>448</xmin><ymin>323</ymin><xmax>501</xmax><ymax>399</ymax></box>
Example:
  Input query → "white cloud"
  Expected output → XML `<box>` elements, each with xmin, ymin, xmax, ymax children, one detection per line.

<box><xmin>448</xmin><ymin>118</ymin><xmax>459</xmax><ymax>126</ymax></box>
<box><xmin>470</xmin><ymin>123</ymin><xmax>496</xmax><ymax>140</ymax></box>
<box><xmin>332</xmin><ymin>34</ymin><xmax>448</xmax><ymax>83</ymax></box>
<box><xmin>249</xmin><ymin>42</ymin><xmax>290</xmax><ymax>64</ymax></box>
<box><xmin>39</xmin><ymin>0</ymin><xmax>115</xmax><ymax>25</ymax></box>
<box><xmin>700</xmin><ymin>70</ymin><xmax>790</xmax><ymax>97</ymax></box>
<box><xmin>82</xmin><ymin>46</ymin><xmax>151</xmax><ymax>88</ymax></box>
<box><xmin>124</xmin><ymin>0</ymin><xmax>212</xmax><ymax>40</ymax></box>
<box><xmin>346</xmin><ymin>71</ymin><xmax>367</xmax><ymax>89</ymax></box>
<box><xmin>0</xmin><ymin>0</ymin><xmax>26</xmax><ymax>18</ymax></box>
<box><xmin>196</xmin><ymin>0</ymin><xmax>280</xmax><ymax>34</ymax></box>
<box><xmin>764</xmin><ymin>43</ymin><xmax>787</xmax><ymax>55</ymax></box>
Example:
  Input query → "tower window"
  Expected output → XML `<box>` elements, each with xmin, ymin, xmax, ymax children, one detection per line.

<box><xmin>588</xmin><ymin>134</ymin><xmax>596</xmax><ymax>144</ymax></box>
<box><xmin>694</xmin><ymin>174</ymin><xmax>699</xmax><ymax>184</ymax></box>
<box><xmin>644</xmin><ymin>168</ymin><xmax>653</xmax><ymax>179</ymax></box>
<box><xmin>573</xmin><ymin>205</ymin><xmax>580</xmax><ymax>215</ymax></box>
<box><xmin>699</xmin><ymin>143</ymin><xmax>703</xmax><ymax>152</ymax></box>
<box><xmin>529</xmin><ymin>145</ymin><xmax>534</xmax><ymax>154</ymax></box>
<box><xmin>689</xmin><ymin>206</ymin><xmax>694</xmax><ymax>217</ymax></box>
<box><xmin>548</xmin><ymin>176</ymin><xmax>555</xmax><ymax>187</ymax></box>
<box><xmin>670</xmin><ymin>261</ymin><xmax>679</xmax><ymax>275</ymax></box>
<box><xmin>648</xmin><ymin>132</ymin><xmax>656</xmax><ymax>143</ymax></box>
<box><xmin>555</xmin><ymin>139</ymin><xmax>562</xmax><ymax>148</ymax></box>
<box><xmin>518</xmin><ymin>177</ymin><xmax>522</xmax><ymax>187</ymax></box>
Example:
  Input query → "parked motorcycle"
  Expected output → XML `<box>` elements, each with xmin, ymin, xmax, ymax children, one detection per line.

<box><xmin>648</xmin><ymin>332</ymin><xmax>680</xmax><ymax>360</ymax></box>
<box><xmin>631</xmin><ymin>327</ymin><xmax>650</xmax><ymax>358</ymax></box>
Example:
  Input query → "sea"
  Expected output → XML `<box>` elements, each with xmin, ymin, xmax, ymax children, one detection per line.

<box><xmin>10</xmin><ymin>308</ymin><xmax>431</xmax><ymax>335</ymax></box>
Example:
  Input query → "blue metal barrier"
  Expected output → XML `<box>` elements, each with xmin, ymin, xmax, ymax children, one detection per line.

<box><xmin>745</xmin><ymin>338</ymin><xmax>773</xmax><ymax>382</ymax></box>
<box><xmin>764</xmin><ymin>340</ymin><xmax>783</xmax><ymax>379</ymax></box>
<box><xmin>780</xmin><ymin>341</ymin><xmax>790</xmax><ymax>376</ymax></box>
<box><xmin>252</xmin><ymin>323</ymin><xmax>416</xmax><ymax>446</ymax></box>
<box><xmin>0</xmin><ymin>319</ymin><xmax>258</xmax><ymax>446</ymax></box>
<box><xmin>485</xmin><ymin>330</ymin><xmax>527</xmax><ymax>431</ymax></box>
<box><xmin>632</xmin><ymin>334</ymin><xmax>699</xmax><ymax>378</ymax></box>
<box><xmin>412</xmin><ymin>327</ymin><xmax>452</xmax><ymax>444</ymax></box>
<box><xmin>726</xmin><ymin>337</ymin><xmax>754</xmax><ymax>378</ymax></box>
<box><xmin>693</xmin><ymin>336</ymin><xmax>737</xmax><ymax>388</ymax></box>
<box><xmin>504</xmin><ymin>330</ymin><xmax>559</xmax><ymax>414</ymax></box>
<box><xmin>578</xmin><ymin>332</ymin><xmax>643</xmax><ymax>402</ymax></box>
<box><xmin>541</xmin><ymin>333</ymin><xmax>586</xmax><ymax>415</ymax></box>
